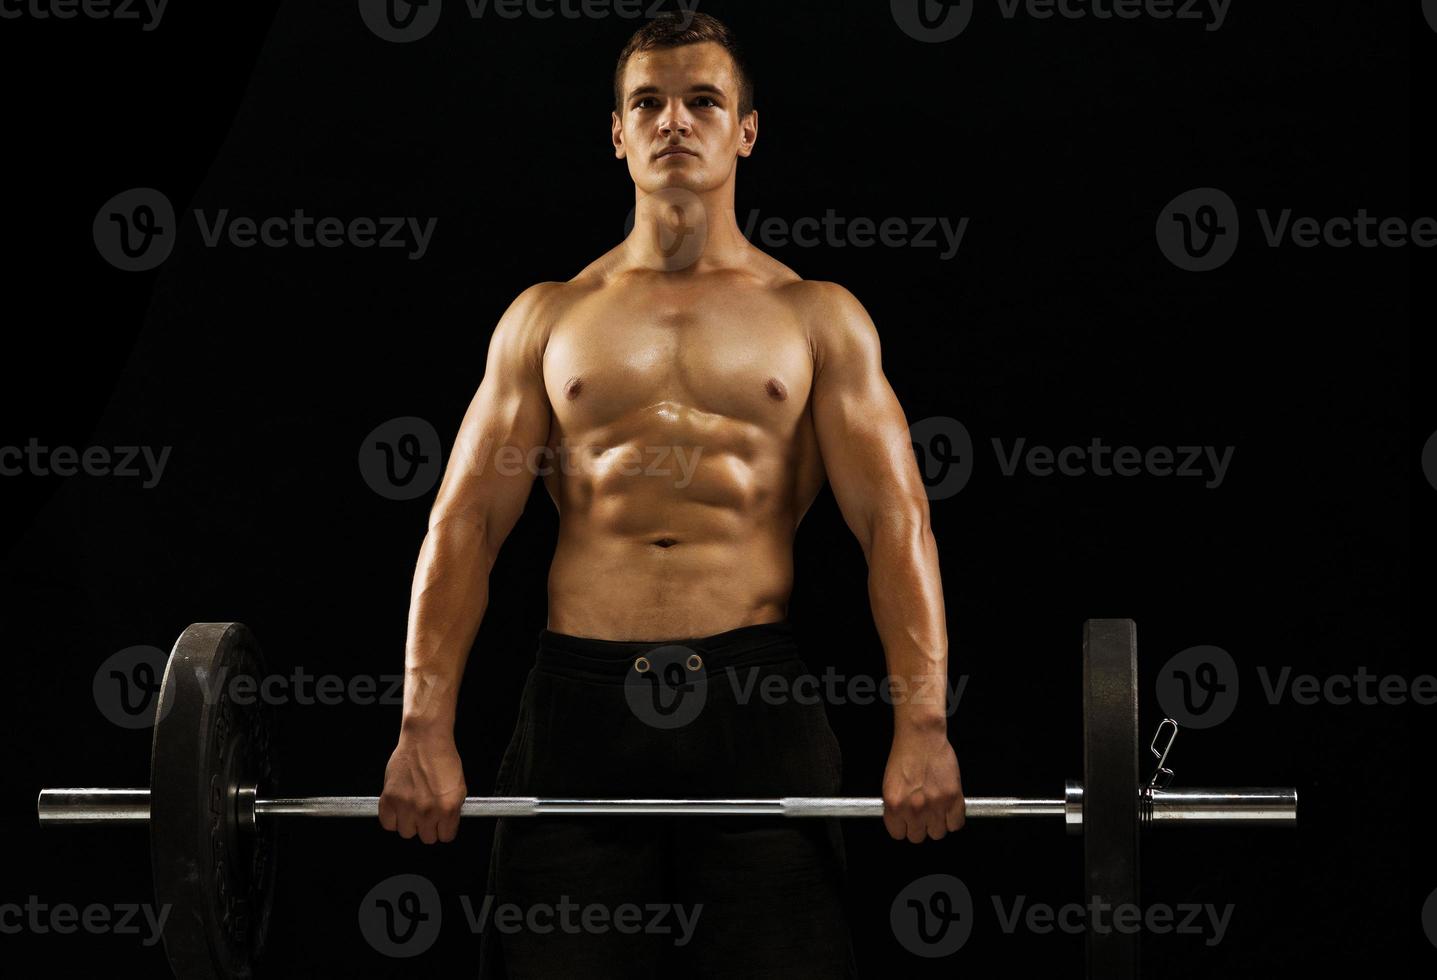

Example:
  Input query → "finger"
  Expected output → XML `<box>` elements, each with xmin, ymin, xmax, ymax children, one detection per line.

<box><xmin>438</xmin><ymin>817</ymin><xmax>460</xmax><ymax>843</ymax></box>
<box><xmin>378</xmin><ymin>795</ymin><xmax>397</xmax><ymax>832</ymax></box>
<box><xmin>924</xmin><ymin>808</ymin><xmax>947</xmax><ymax>841</ymax></box>
<box><xmin>438</xmin><ymin>802</ymin><xmax>462</xmax><ymax>843</ymax></box>
<box><xmin>882</xmin><ymin>795</ymin><xmax>907</xmax><ymax>840</ymax></box>
<box><xmin>417</xmin><ymin>806</ymin><xmax>439</xmax><ymax>845</ymax></box>
<box><xmin>396</xmin><ymin>807</ymin><xmax>418</xmax><ymax>840</ymax></box>
<box><xmin>946</xmin><ymin>795</ymin><xmax>966</xmax><ymax>832</ymax></box>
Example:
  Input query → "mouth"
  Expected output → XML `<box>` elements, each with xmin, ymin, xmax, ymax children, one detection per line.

<box><xmin>656</xmin><ymin>148</ymin><xmax>697</xmax><ymax>160</ymax></box>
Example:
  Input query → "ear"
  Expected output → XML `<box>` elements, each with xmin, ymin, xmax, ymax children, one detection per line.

<box><xmin>611</xmin><ymin>111</ymin><xmax>627</xmax><ymax>159</ymax></box>
<box><xmin>737</xmin><ymin>109</ymin><xmax>759</xmax><ymax>159</ymax></box>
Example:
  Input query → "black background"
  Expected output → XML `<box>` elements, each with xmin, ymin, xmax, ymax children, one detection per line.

<box><xmin>1</xmin><ymin>0</ymin><xmax>1428</xmax><ymax>976</ymax></box>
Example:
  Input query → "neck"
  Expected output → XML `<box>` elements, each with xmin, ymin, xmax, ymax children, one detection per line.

<box><xmin>624</xmin><ymin>182</ymin><xmax>750</xmax><ymax>273</ymax></box>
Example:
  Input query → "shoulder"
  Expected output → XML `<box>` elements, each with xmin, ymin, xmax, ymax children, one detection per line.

<box><xmin>776</xmin><ymin>279</ymin><xmax>882</xmax><ymax>375</ymax></box>
<box><xmin>488</xmin><ymin>281</ymin><xmax>581</xmax><ymax>376</ymax></box>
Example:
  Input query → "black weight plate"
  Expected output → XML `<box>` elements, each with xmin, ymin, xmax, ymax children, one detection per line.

<box><xmin>1083</xmin><ymin>618</ymin><xmax>1139</xmax><ymax>980</ymax></box>
<box><xmin>151</xmin><ymin>623</ymin><xmax>276</xmax><ymax>979</ymax></box>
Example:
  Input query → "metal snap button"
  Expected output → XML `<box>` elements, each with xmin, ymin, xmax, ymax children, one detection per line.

<box><xmin>686</xmin><ymin>654</ymin><xmax>703</xmax><ymax>672</ymax></box>
<box><xmin>634</xmin><ymin>656</ymin><xmax>651</xmax><ymax>673</ymax></box>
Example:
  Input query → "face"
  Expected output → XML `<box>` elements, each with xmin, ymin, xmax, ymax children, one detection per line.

<box><xmin>612</xmin><ymin>41</ymin><xmax>757</xmax><ymax>196</ymax></box>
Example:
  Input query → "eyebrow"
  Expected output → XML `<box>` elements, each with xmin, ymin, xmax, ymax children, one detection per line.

<box><xmin>627</xmin><ymin>84</ymin><xmax>728</xmax><ymax>103</ymax></box>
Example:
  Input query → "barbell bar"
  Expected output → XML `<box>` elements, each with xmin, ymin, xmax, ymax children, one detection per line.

<box><xmin>36</xmin><ymin>785</ymin><xmax>1298</xmax><ymax>824</ymax></box>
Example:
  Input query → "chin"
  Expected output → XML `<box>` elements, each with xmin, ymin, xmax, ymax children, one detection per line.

<box><xmin>656</xmin><ymin>170</ymin><xmax>705</xmax><ymax>189</ymax></box>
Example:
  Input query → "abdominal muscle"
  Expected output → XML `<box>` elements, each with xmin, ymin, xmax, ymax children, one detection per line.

<box><xmin>542</xmin><ymin>423</ymin><xmax>804</xmax><ymax>641</ymax></box>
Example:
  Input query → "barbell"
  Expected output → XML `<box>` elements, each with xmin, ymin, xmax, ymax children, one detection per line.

<box><xmin>36</xmin><ymin>619</ymin><xmax>1297</xmax><ymax>979</ymax></box>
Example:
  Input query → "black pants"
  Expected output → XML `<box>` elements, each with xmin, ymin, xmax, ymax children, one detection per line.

<box><xmin>478</xmin><ymin>620</ymin><xmax>859</xmax><ymax>979</ymax></box>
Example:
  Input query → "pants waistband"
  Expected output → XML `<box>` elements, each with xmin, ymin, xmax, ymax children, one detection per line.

<box><xmin>535</xmin><ymin>619</ymin><xmax>799</xmax><ymax>679</ymax></box>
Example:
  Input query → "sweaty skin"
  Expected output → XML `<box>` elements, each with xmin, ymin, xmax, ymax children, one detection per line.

<box><xmin>379</xmin><ymin>39</ymin><xmax>964</xmax><ymax>847</ymax></box>
<box><xmin>538</xmin><ymin>258</ymin><xmax>822</xmax><ymax>641</ymax></box>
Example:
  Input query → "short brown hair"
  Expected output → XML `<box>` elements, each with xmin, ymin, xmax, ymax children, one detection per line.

<box><xmin>613</xmin><ymin>11</ymin><xmax>755</xmax><ymax>118</ymax></box>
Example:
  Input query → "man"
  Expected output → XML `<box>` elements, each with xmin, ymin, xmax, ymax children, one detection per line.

<box><xmin>378</xmin><ymin>12</ymin><xmax>964</xmax><ymax>977</ymax></box>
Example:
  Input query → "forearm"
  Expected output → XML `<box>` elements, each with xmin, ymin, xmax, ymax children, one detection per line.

<box><xmin>400</xmin><ymin>514</ymin><xmax>495</xmax><ymax>734</ymax></box>
<box><xmin>865</xmin><ymin>515</ymin><xmax>950</xmax><ymax>733</ymax></box>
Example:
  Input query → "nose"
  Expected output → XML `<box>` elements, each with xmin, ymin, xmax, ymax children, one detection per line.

<box><xmin>659</xmin><ymin>104</ymin><xmax>692</xmax><ymax>138</ymax></box>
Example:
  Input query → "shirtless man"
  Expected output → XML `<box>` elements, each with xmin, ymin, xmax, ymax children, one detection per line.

<box><xmin>378</xmin><ymin>12</ymin><xmax>964</xmax><ymax>977</ymax></box>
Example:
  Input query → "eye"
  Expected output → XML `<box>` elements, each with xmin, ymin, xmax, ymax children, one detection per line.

<box><xmin>634</xmin><ymin>98</ymin><xmax>660</xmax><ymax>110</ymax></box>
<box><xmin>693</xmin><ymin>97</ymin><xmax>718</xmax><ymax>108</ymax></box>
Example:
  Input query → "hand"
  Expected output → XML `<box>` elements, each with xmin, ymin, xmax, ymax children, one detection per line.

<box><xmin>378</xmin><ymin>726</ymin><xmax>467</xmax><ymax>844</ymax></box>
<box><xmin>881</xmin><ymin>726</ymin><xmax>965</xmax><ymax>843</ymax></box>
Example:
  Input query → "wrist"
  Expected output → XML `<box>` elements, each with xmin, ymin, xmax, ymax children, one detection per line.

<box><xmin>893</xmin><ymin>709</ymin><xmax>948</xmax><ymax>738</ymax></box>
<box><xmin>400</xmin><ymin>713</ymin><xmax>455</xmax><ymax>738</ymax></box>
<box><xmin>889</xmin><ymin>668</ymin><xmax>950</xmax><ymax>734</ymax></box>
<box><xmin>401</xmin><ymin>666</ymin><xmax>458</xmax><ymax>735</ymax></box>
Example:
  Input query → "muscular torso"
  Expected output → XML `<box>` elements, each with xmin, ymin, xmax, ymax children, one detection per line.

<box><xmin>537</xmin><ymin>255</ymin><xmax>827</xmax><ymax>640</ymax></box>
